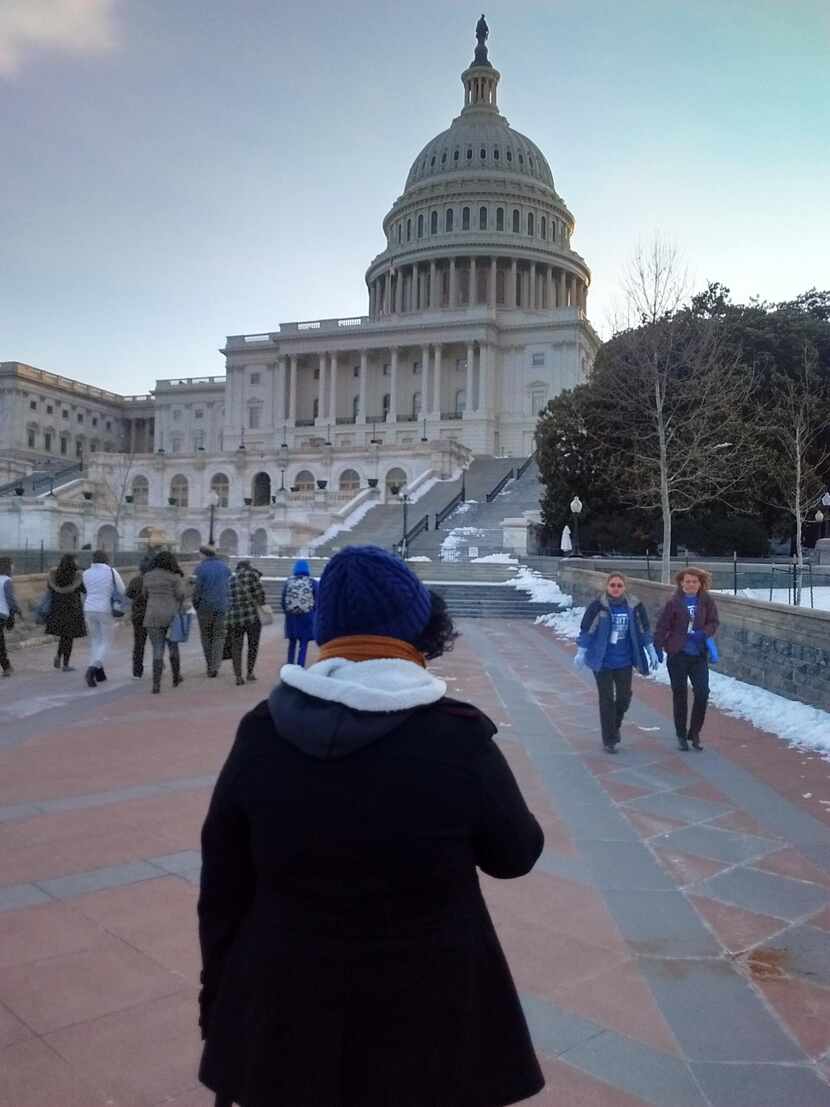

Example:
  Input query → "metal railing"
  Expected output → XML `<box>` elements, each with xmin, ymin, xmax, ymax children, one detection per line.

<box><xmin>435</xmin><ymin>488</ymin><xmax>465</xmax><ymax>529</ymax></box>
<box><xmin>516</xmin><ymin>452</ymin><xmax>536</xmax><ymax>479</ymax></box>
<box><xmin>32</xmin><ymin>462</ymin><xmax>83</xmax><ymax>493</ymax></box>
<box><xmin>485</xmin><ymin>468</ymin><xmax>514</xmax><ymax>503</ymax></box>
<box><xmin>393</xmin><ymin>513</ymin><xmax>429</xmax><ymax>557</ymax></box>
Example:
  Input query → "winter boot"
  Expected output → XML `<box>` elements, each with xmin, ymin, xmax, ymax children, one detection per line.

<box><xmin>152</xmin><ymin>660</ymin><xmax>163</xmax><ymax>694</ymax></box>
<box><xmin>171</xmin><ymin>654</ymin><xmax>183</xmax><ymax>687</ymax></box>
<box><xmin>85</xmin><ymin>666</ymin><xmax>97</xmax><ymax>688</ymax></box>
<box><xmin>689</xmin><ymin>734</ymin><xmax>703</xmax><ymax>751</ymax></box>
<box><xmin>54</xmin><ymin>653</ymin><xmax>62</xmax><ymax>669</ymax></box>
<box><xmin>95</xmin><ymin>666</ymin><xmax>107</xmax><ymax>683</ymax></box>
<box><xmin>677</xmin><ymin>736</ymin><xmax>689</xmax><ymax>752</ymax></box>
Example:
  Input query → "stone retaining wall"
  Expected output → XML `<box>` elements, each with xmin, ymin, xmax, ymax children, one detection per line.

<box><xmin>558</xmin><ymin>565</ymin><xmax>830</xmax><ymax>713</ymax></box>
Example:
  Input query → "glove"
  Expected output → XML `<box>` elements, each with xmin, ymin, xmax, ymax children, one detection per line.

<box><xmin>645</xmin><ymin>644</ymin><xmax>659</xmax><ymax>671</ymax></box>
<box><xmin>573</xmin><ymin>647</ymin><xmax>587</xmax><ymax>669</ymax></box>
<box><xmin>706</xmin><ymin>637</ymin><xmax>719</xmax><ymax>663</ymax></box>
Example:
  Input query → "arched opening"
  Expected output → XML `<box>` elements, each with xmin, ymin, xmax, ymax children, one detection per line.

<box><xmin>512</xmin><ymin>209</ymin><xmax>520</xmax><ymax>233</ymax></box>
<box><xmin>180</xmin><ymin>528</ymin><xmax>202</xmax><ymax>553</ymax></box>
<box><xmin>527</xmin><ymin>212</ymin><xmax>535</xmax><ymax>236</ymax></box>
<box><xmin>496</xmin><ymin>207</ymin><xmax>504</xmax><ymax>231</ymax></box>
<box><xmin>218</xmin><ymin>528</ymin><xmax>238</xmax><ymax>556</ymax></box>
<box><xmin>445</xmin><ymin>209</ymin><xmax>454</xmax><ymax>232</ymax></box>
<box><xmin>479</xmin><ymin>206</ymin><xmax>487</xmax><ymax>230</ymax></box>
<box><xmin>385</xmin><ymin>467</ymin><xmax>407</xmax><ymax>495</ymax></box>
<box><xmin>210</xmin><ymin>472</ymin><xmax>229</xmax><ymax>507</ymax></box>
<box><xmin>462</xmin><ymin>207</ymin><xmax>470</xmax><ymax>230</ymax></box>
<box><xmin>455</xmin><ymin>389</ymin><xmax>466</xmax><ymax>415</ymax></box>
<box><xmin>406</xmin><ymin>218</ymin><xmax>412</xmax><ymax>241</ymax></box>
<box><xmin>131</xmin><ymin>475</ymin><xmax>149</xmax><ymax>506</ymax></box>
<box><xmin>541</xmin><ymin>216</ymin><xmax>547</xmax><ymax>239</ymax></box>
<box><xmin>338</xmin><ymin>468</ymin><xmax>360</xmax><ymax>493</ymax></box>
<box><xmin>252</xmin><ymin>471</ymin><xmax>271</xmax><ymax>506</ymax></box>
<box><xmin>169</xmin><ymin>475</ymin><xmax>188</xmax><ymax>507</ymax></box>
<box><xmin>96</xmin><ymin>524</ymin><xmax>118</xmax><ymax>553</ymax></box>
<box><xmin>294</xmin><ymin>470</ymin><xmax>315</xmax><ymax>493</ymax></box>
<box><xmin>417</xmin><ymin>213</ymin><xmax>424</xmax><ymax>238</ymax></box>
<box><xmin>430</xmin><ymin>210</ymin><xmax>438</xmax><ymax>234</ymax></box>
<box><xmin>58</xmin><ymin>521</ymin><xmax>79</xmax><ymax>552</ymax></box>
<box><xmin>251</xmin><ymin>528</ymin><xmax>268</xmax><ymax>556</ymax></box>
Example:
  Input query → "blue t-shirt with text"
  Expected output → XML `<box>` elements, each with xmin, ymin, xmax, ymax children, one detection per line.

<box><xmin>683</xmin><ymin>597</ymin><xmax>704</xmax><ymax>655</ymax></box>
<box><xmin>603</xmin><ymin>600</ymin><xmax>634</xmax><ymax>670</ymax></box>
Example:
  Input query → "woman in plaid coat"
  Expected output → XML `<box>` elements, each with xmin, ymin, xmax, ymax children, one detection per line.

<box><xmin>225</xmin><ymin>561</ymin><xmax>266</xmax><ymax>686</ymax></box>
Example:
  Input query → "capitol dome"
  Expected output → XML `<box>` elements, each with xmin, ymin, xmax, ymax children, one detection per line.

<box><xmin>365</xmin><ymin>17</ymin><xmax>590</xmax><ymax>321</ymax></box>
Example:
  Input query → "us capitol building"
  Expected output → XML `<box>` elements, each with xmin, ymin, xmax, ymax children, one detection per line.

<box><xmin>0</xmin><ymin>18</ymin><xmax>599</xmax><ymax>557</ymax></box>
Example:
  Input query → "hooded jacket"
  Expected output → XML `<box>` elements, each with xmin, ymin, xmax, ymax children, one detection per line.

<box><xmin>577</xmin><ymin>592</ymin><xmax>653</xmax><ymax>675</ymax></box>
<box><xmin>44</xmin><ymin>570</ymin><xmax>86</xmax><ymax>639</ymax></box>
<box><xmin>197</xmin><ymin>657</ymin><xmax>545</xmax><ymax>1107</ymax></box>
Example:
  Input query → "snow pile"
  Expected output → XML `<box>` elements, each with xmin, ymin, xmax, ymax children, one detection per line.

<box><xmin>407</xmin><ymin>556</ymin><xmax>432</xmax><ymax>562</ymax></box>
<box><xmin>536</xmin><ymin>607</ymin><xmax>583</xmax><ymax>638</ymax></box>
<box><xmin>504</xmin><ymin>566</ymin><xmax>572</xmax><ymax>606</ymax></box>
<box><xmin>306</xmin><ymin>497</ymin><xmax>378</xmax><ymax>551</ymax></box>
<box><xmin>440</xmin><ymin>526</ymin><xmax>484</xmax><ymax>560</ymax></box>
<box><xmin>446</xmin><ymin>499</ymin><xmax>479</xmax><ymax>520</ymax></box>
<box><xmin>471</xmin><ymin>553</ymin><xmax>518</xmax><ymax>564</ymax></box>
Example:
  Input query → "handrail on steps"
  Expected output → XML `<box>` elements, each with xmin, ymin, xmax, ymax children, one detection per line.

<box><xmin>485</xmin><ymin>468</ymin><xmax>514</xmax><ymax>503</ymax></box>
<box><xmin>516</xmin><ymin>452</ymin><xmax>536</xmax><ymax>480</ymax></box>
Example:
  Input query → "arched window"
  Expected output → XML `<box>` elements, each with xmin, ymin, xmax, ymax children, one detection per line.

<box><xmin>131</xmin><ymin>475</ymin><xmax>149</xmax><ymax>506</ymax></box>
<box><xmin>455</xmin><ymin>389</ymin><xmax>466</xmax><ymax>414</ymax></box>
<box><xmin>445</xmin><ymin>208</ymin><xmax>454</xmax><ymax>232</ymax></box>
<box><xmin>453</xmin><ymin>149</ymin><xmax>459</xmax><ymax>161</ymax></box>
<box><xmin>412</xmin><ymin>391</ymin><xmax>422</xmax><ymax>417</ymax></box>
<box><xmin>251</xmin><ymin>528</ymin><xmax>268</xmax><ymax>555</ymax></box>
<box><xmin>506</xmin><ymin>149</ymin><xmax>513</xmax><ymax>162</ymax></box>
<box><xmin>169</xmin><ymin>475</ymin><xmax>188</xmax><ymax>508</ymax></box>
<box><xmin>496</xmin><ymin>207</ymin><xmax>504</xmax><ymax>231</ymax></box>
<box><xmin>493</xmin><ymin>147</ymin><xmax>500</xmax><ymax>160</ymax></box>
<box><xmin>441</xmin><ymin>150</ymin><xmax>447</xmax><ymax>164</ymax></box>
<box><xmin>96</xmin><ymin>525</ymin><xmax>118</xmax><ymax>552</ymax></box>
<box><xmin>339</xmin><ymin>468</ymin><xmax>360</xmax><ymax>493</ymax></box>
<box><xmin>180</xmin><ymin>528</ymin><xmax>202</xmax><ymax>553</ymax></box>
<box><xmin>59</xmin><ymin>521</ymin><xmax>79</xmax><ymax>552</ymax></box>
<box><xmin>210</xmin><ymin>472</ymin><xmax>229</xmax><ymax>507</ymax></box>
<box><xmin>252</xmin><ymin>471</ymin><xmax>271</xmax><ymax>506</ymax></box>
<box><xmin>294</xmin><ymin>470</ymin><xmax>315</xmax><ymax>492</ymax></box>
<box><xmin>462</xmin><ymin>207</ymin><xmax>470</xmax><ymax>230</ymax></box>
<box><xmin>397</xmin><ymin>223</ymin><xmax>402</xmax><ymax>243</ymax></box>
<box><xmin>466</xmin><ymin>147</ymin><xmax>473</xmax><ymax>160</ymax></box>
<box><xmin>527</xmin><ymin>212</ymin><xmax>535</xmax><ymax>236</ymax></box>
<box><xmin>541</xmin><ymin>216</ymin><xmax>547</xmax><ymax>239</ymax></box>
<box><xmin>512</xmin><ymin>209</ymin><xmax>520</xmax><ymax>233</ymax></box>
<box><xmin>385</xmin><ymin>467</ymin><xmax>407</xmax><ymax>495</ymax></box>
<box><xmin>480</xmin><ymin>146</ymin><xmax>486</xmax><ymax>159</ymax></box>
<box><xmin>417</xmin><ymin>213</ymin><xmax>424</xmax><ymax>238</ymax></box>
<box><xmin>430</xmin><ymin>210</ymin><xmax>438</xmax><ymax>234</ymax></box>
<box><xmin>479</xmin><ymin>206</ymin><xmax>487</xmax><ymax>230</ymax></box>
<box><xmin>382</xmin><ymin>392</ymin><xmax>391</xmax><ymax>417</ymax></box>
<box><xmin>551</xmin><ymin>219</ymin><xmax>558</xmax><ymax>242</ymax></box>
<box><xmin>406</xmin><ymin>218</ymin><xmax>412</xmax><ymax>242</ymax></box>
<box><xmin>218</xmin><ymin>528</ymin><xmax>238</xmax><ymax>555</ymax></box>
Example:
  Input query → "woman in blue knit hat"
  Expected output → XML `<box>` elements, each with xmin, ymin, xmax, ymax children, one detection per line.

<box><xmin>280</xmin><ymin>558</ymin><xmax>317</xmax><ymax>668</ymax></box>
<box><xmin>198</xmin><ymin>544</ymin><xmax>545</xmax><ymax>1107</ymax></box>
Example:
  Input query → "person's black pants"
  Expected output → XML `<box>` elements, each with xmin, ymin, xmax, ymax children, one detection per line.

<box><xmin>229</xmin><ymin>621</ymin><xmax>261</xmax><ymax>680</ymax></box>
<box><xmin>593</xmin><ymin>666</ymin><xmax>633</xmax><ymax>746</ymax></box>
<box><xmin>57</xmin><ymin>635</ymin><xmax>74</xmax><ymax>666</ymax></box>
<box><xmin>0</xmin><ymin>620</ymin><xmax>9</xmax><ymax>672</ymax></box>
<box><xmin>132</xmin><ymin>623</ymin><xmax>148</xmax><ymax>677</ymax></box>
<box><xmin>667</xmin><ymin>652</ymin><xmax>709</xmax><ymax>739</ymax></box>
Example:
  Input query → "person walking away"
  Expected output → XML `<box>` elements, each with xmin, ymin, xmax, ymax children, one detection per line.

<box><xmin>280</xmin><ymin>558</ymin><xmax>316</xmax><ymax>668</ymax></box>
<box><xmin>654</xmin><ymin>567</ymin><xmax>720</xmax><ymax>751</ymax></box>
<box><xmin>45</xmin><ymin>554</ymin><xmax>86</xmax><ymax>671</ymax></box>
<box><xmin>82</xmin><ymin>550</ymin><xmax>126</xmax><ymax>688</ymax></box>
<box><xmin>193</xmin><ymin>546</ymin><xmax>231</xmax><ymax>677</ymax></box>
<box><xmin>0</xmin><ymin>557</ymin><xmax>22</xmax><ymax>677</ymax></box>
<box><xmin>574</xmin><ymin>572</ymin><xmax>658</xmax><ymax>753</ymax></box>
<box><xmin>126</xmin><ymin>549</ymin><xmax>160</xmax><ymax>679</ymax></box>
<box><xmin>198</xmin><ymin>545</ymin><xmax>545</xmax><ymax>1107</ymax></box>
<box><xmin>226</xmin><ymin>561</ymin><xmax>266</xmax><ymax>686</ymax></box>
<box><xmin>143</xmin><ymin>550</ymin><xmax>187</xmax><ymax>694</ymax></box>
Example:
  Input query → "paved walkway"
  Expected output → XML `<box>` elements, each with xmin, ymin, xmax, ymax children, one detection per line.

<box><xmin>1</xmin><ymin>620</ymin><xmax>829</xmax><ymax>1106</ymax></box>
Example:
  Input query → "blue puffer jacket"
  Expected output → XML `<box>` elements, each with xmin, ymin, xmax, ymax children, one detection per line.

<box><xmin>577</xmin><ymin>593</ymin><xmax>653</xmax><ymax>676</ymax></box>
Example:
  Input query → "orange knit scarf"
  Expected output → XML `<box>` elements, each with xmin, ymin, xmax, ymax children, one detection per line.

<box><xmin>317</xmin><ymin>634</ymin><xmax>427</xmax><ymax>668</ymax></box>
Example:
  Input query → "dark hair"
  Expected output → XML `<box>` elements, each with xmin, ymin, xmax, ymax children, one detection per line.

<box><xmin>92</xmin><ymin>549</ymin><xmax>110</xmax><ymax>564</ymax></box>
<box><xmin>54</xmin><ymin>554</ymin><xmax>78</xmax><ymax>587</ymax></box>
<box><xmin>0</xmin><ymin>557</ymin><xmax>12</xmax><ymax>575</ymax></box>
<box><xmin>412</xmin><ymin>590</ymin><xmax>458</xmax><ymax>660</ymax></box>
<box><xmin>154</xmin><ymin>550</ymin><xmax>183</xmax><ymax>575</ymax></box>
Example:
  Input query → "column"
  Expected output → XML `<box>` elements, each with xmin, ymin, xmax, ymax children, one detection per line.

<box><xmin>465</xmin><ymin>343</ymin><xmax>474</xmax><ymax>416</ymax></box>
<box><xmin>358</xmin><ymin>349</ymin><xmax>368</xmax><ymax>423</ymax></box>
<box><xmin>559</xmin><ymin>269</ymin><xmax>567</xmax><ymax>309</ymax></box>
<box><xmin>449</xmin><ymin>257</ymin><xmax>457</xmax><ymax>308</ymax></box>
<box><xmin>582</xmin><ymin>281</ymin><xmax>589</xmax><ymax>314</ymax></box>
<box><xmin>384</xmin><ymin>270</ymin><xmax>392</xmax><ymax>315</ymax></box>
<box><xmin>510</xmin><ymin>260</ymin><xmax>518</xmax><ymax>308</ymax></box>
<box><xmin>274</xmin><ymin>356</ymin><xmax>287</xmax><ymax>426</ymax></box>
<box><xmin>431</xmin><ymin>344</ymin><xmax>442</xmax><ymax>416</ymax></box>
<box><xmin>478</xmin><ymin>343</ymin><xmax>488</xmax><ymax>414</ymax></box>
<box><xmin>317</xmin><ymin>352</ymin><xmax>327</xmax><ymax>421</ymax></box>
<box><xmin>329</xmin><ymin>352</ymin><xmax>338</xmax><ymax>423</ymax></box>
<box><xmin>470</xmin><ymin>257</ymin><xmax>477</xmax><ymax>305</ymax></box>
<box><xmin>421</xmin><ymin>344</ymin><xmax>430</xmax><ymax>415</ymax></box>
<box><xmin>387</xmin><ymin>347</ymin><xmax>398</xmax><ymax>423</ymax></box>
<box><xmin>394</xmin><ymin>270</ymin><xmax>403</xmax><ymax>314</ymax></box>
<box><xmin>568</xmin><ymin>274</ymin><xmax>576</xmax><ymax>308</ymax></box>
<box><xmin>288</xmin><ymin>355</ymin><xmax>297</xmax><ymax>422</ymax></box>
<box><xmin>489</xmin><ymin>258</ymin><xmax>497</xmax><ymax>308</ymax></box>
<box><xmin>545</xmin><ymin>265</ymin><xmax>554</xmax><ymax>310</ymax></box>
<box><xmin>429</xmin><ymin>260</ymin><xmax>437</xmax><ymax>309</ymax></box>
<box><xmin>529</xmin><ymin>263</ymin><xmax>537</xmax><ymax>309</ymax></box>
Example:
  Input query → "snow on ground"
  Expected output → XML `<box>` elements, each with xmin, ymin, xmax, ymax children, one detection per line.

<box><xmin>504</xmin><ymin>566</ymin><xmax>572</xmax><ymax>605</ymax></box>
<box><xmin>445</xmin><ymin>499</ymin><xmax>479</xmax><ymax>519</ymax></box>
<box><xmin>716</xmin><ymin>587</ymin><xmax>830</xmax><ymax>612</ymax></box>
<box><xmin>471</xmin><ymin>553</ymin><xmax>518</xmax><ymax>564</ymax></box>
<box><xmin>305</xmin><ymin>497</ymin><xmax>378</xmax><ymax>551</ymax></box>
<box><xmin>407</xmin><ymin>556</ymin><xmax>432</xmax><ymax>562</ymax></box>
<box><xmin>539</xmin><ymin>603</ymin><xmax>830</xmax><ymax>759</ymax></box>
<box><xmin>440</xmin><ymin>526</ymin><xmax>484</xmax><ymax>560</ymax></box>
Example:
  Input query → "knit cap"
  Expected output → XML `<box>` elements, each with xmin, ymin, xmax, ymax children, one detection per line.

<box><xmin>314</xmin><ymin>546</ymin><xmax>432</xmax><ymax>646</ymax></box>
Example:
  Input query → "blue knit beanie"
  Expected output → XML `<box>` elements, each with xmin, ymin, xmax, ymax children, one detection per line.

<box><xmin>293</xmin><ymin>559</ymin><xmax>310</xmax><ymax>576</ymax></box>
<box><xmin>314</xmin><ymin>545</ymin><xmax>432</xmax><ymax>646</ymax></box>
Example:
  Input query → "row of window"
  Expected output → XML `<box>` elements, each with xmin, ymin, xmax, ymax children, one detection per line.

<box><xmin>26</xmin><ymin>428</ymin><xmax>112</xmax><ymax>455</ymax></box>
<box><xmin>413</xmin><ymin>143</ymin><xmax>542</xmax><ymax>178</ymax></box>
<box><xmin>394</xmin><ymin>206</ymin><xmax>564</xmax><ymax>244</ymax></box>
<box><xmin>26</xmin><ymin>397</ymin><xmax>113</xmax><ymax>430</ymax></box>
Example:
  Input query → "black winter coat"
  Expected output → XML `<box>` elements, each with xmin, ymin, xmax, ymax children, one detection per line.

<box><xmin>44</xmin><ymin>571</ymin><xmax>86</xmax><ymax>639</ymax></box>
<box><xmin>198</xmin><ymin>685</ymin><xmax>545</xmax><ymax>1107</ymax></box>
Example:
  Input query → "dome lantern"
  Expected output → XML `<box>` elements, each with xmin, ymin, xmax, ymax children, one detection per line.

<box><xmin>462</xmin><ymin>14</ymin><xmax>500</xmax><ymax>113</ymax></box>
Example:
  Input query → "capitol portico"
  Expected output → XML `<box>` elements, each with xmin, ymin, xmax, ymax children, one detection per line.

<box><xmin>0</xmin><ymin>17</ymin><xmax>599</xmax><ymax>556</ymax></box>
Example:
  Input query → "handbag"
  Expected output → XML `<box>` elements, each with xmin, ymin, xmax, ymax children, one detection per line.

<box><xmin>110</xmin><ymin>568</ymin><xmax>126</xmax><ymax>619</ymax></box>
<box><xmin>168</xmin><ymin>609</ymin><xmax>192</xmax><ymax>644</ymax></box>
<box><xmin>34</xmin><ymin>590</ymin><xmax>52</xmax><ymax>625</ymax></box>
<box><xmin>256</xmin><ymin>603</ymin><xmax>274</xmax><ymax>626</ymax></box>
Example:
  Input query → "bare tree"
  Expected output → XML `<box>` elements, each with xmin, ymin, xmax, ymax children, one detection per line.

<box><xmin>591</xmin><ymin>240</ymin><xmax>757</xmax><ymax>582</ymax></box>
<box><xmin>92</xmin><ymin>443</ymin><xmax>138</xmax><ymax>553</ymax></box>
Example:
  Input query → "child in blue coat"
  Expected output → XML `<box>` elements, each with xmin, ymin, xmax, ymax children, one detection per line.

<box><xmin>575</xmin><ymin>573</ymin><xmax>658</xmax><ymax>753</ymax></box>
<box><xmin>280</xmin><ymin>559</ymin><xmax>317</xmax><ymax>667</ymax></box>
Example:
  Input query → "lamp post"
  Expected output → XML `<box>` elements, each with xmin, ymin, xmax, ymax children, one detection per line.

<box><xmin>420</xmin><ymin>418</ymin><xmax>428</xmax><ymax>443</ymax></box>
<box><xmin>208</xmin><ymin>489</ymin><xmax>219</xmax><ymax>546</ymax></box>
<box><xmin>570</xmin><ymin>495</ymin><xmax>583</xmax><ymax>557</ymax></box>
<box><xmin>281</xmin><ymin>423</ymin><xmax>288</xmax><ymax>449</ymax></box>
<box><xmin>279</xmin><ymin>466</ymin><xmax>286</xmax><ymax>492</ymax></box>
<box><xmin>389</xmin><ymin>482</ymin><xmax>410</xmax><ymax>558</ymax></box>
<box><xmin>822</xmin><ymin>492</ymin><xmax>830</xmax><ymax>539</ymax></box>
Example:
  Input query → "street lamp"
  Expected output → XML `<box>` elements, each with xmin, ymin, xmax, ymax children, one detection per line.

<box><xmin>281</xmin><ymin>424</ymin><xmax>288</xmax><ymax>449</ymax></box>
<box><xmin>208</xmin><ymin>489</ymin><xmax>220</xmax><ymax>546</ymax></box>
<box><xmin>420</xmin><ymin>418</ymin><xmax>428</xmax><ymax>443</ymax></box>
<box><xmin>389</xmin><ymin>482</ymin><xmax>410</xmax><ymax>558</ymax></box>
<box><xmin>570</xmin><ymin>495</ymin><xmax>583</xmax><ymax>557</ymax></box>
<box><xmin>822</xmin><ymin>492</ymin><xmax>830</xmax><ymax>539</ymax></box>
<box><xmin>279</xmin><ymin>466</ymin><xmax>286</xmax><ymax>492</ymax></box>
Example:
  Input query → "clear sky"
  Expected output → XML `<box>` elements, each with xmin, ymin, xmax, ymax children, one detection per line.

<box><xmin>2</xmin><ymin>0</ymin><xmax>828</xmax><ymax>393</ymax></box>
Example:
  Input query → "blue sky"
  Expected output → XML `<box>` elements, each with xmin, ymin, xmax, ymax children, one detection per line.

<box><xmin>1</xmin><ymin>0</ymin><xmax>828</xmax><ymax>393</ymax></box>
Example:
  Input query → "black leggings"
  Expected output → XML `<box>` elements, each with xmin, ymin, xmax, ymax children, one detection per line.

<box><xmin>667</xmin><ymin>652</ymin><xmax>710</xmax><ymax>739</ymax></box>
<box><xmin>593</xmin><ymin>666</ymin><xmax>633</xmax><ymax>745</ymax></box>
<box><xmin>57</xmin><ymin>635</ymin><xmax>74</xmax><ymax>665</ymax></box>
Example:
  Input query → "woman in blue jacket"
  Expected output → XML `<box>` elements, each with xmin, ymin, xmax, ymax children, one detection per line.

<box><xmin>280</xmin><ymin>559</ymin><xmax>317</xmax><ymax>668</ymax></box>
<box><xmin>575</xmin><ymin>573</ymin><xmax>658</xmax><ymax>753</ymax></box>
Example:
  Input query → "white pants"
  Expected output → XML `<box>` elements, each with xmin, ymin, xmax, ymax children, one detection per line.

<box><xmin>86</xmin><ymin>612</ymin><xmax>114</xmax><ymax>669</ymax></box>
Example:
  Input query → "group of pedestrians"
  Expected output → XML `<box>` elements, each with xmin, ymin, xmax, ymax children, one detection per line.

<box><xmin>577</xmin><ymin>566</ymin><xmax>719</xmax><ymax>753</ymax></box>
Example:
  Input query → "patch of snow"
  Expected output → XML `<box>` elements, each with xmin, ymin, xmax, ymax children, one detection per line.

<box><xmin>536</xmin><ymin>606</ymin><xmax>583</xmax><ymax>637</ymax></box>
<box><xmin>504</xmin><ymin>566</ymin><xmax>571</xmax><ymax>605</ymax></box>
<box><xmin>471</xmin><ymin>553</ymin><xmax>518</xmax><ymax>563</ymax></box>
<box><xmin>440</xmin><ymin>526</ymin><xmax>484</xmax><ymax>560</ymax></box>
<box><xmin>446</xmin><ymin>499</ymin><xmax>479</xmax><ymax>520</ymax></box>
<box><xmin>306</xmin><ymin>497</ymin><xmax>378</xmax><ymax>551</ymax></box>
<box><xmin>407</xmin><ymin>556</ymin><xmax>432</xmax><ymax>562</ymax></box>
<box><xmin>716</xmin><ymin>587</ymin><xmax>830</xmax><ymax>612</ymax></box>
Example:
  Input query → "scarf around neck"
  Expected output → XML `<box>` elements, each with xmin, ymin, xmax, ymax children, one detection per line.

<box><xmin>318</xmin><ymin>634</ymin><xmax>426</xmax><ymax>668</ymax></box>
